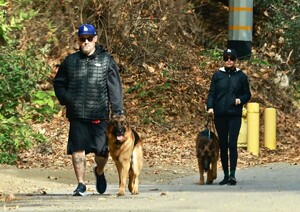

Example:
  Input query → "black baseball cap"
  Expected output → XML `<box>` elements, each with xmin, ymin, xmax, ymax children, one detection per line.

<box><xmin>223</xmin><ymin>49</ymin><xmax>237</xmax><ymax>61</ymax></box>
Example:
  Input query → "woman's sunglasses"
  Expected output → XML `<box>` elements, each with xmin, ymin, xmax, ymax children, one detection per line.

<box><xmin>223</xmin><ymin>56</ymin><xmax>236</xmax><ymax>61</ymax></box>
<box><xmin>79</xmin><ymin>36</ymin><xmax>95</xmax><ymax>42</ymax></box>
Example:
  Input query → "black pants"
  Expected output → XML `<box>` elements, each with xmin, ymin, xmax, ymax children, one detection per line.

<box><xmin>214</xmin><ymin>115</ymin><xmax>241</xmax><ymax>176</ymax></box>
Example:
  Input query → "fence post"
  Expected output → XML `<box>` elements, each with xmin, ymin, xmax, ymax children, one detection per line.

<box><xmin>247</xmin><ymin>103</ymin><xmax>260</xmax><ymax>156</ymax></box>
<box><xmin>264</xmin><ymin>108</ymin><xmax>277</xmax><ymax>150</ymax></box>
<box><xmin>238</xmin><ymin>107</ymin><xmax>247</xmax><ymax>148</ymax></box>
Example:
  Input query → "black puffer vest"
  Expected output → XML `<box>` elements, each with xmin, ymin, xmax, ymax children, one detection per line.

<box><xmin>54</xmin><ymin>46</ymin><xmax>115</xmax><ymax>120</ymax></box>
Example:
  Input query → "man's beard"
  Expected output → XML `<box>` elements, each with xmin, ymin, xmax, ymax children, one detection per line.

<box><xmin>82</xmin><ymin>44</ymin><xmax>94</xmax><ymax>56</ymax></box>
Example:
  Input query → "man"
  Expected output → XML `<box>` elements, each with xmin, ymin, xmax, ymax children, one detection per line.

<box><xmin>53</xmin><ymin>24</ymin><xmax>123</xmax><ymax>196</ymax></box>
<box><xmin>206</xmin><ymin>49</ymin><xmax>251</xmax><ymax>185</ymax></box>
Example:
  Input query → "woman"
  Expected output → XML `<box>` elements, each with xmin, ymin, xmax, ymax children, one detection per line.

<box><xmin>206</xmin><ymin>49</ymin><xmax>251</xmax><ymax>185</ymax></box>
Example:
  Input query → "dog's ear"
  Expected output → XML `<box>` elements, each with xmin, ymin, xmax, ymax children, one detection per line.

<box><xmin>119</xmin><ymin>109</ymin><xmax>127</xmax><ymax>120</ymax></box>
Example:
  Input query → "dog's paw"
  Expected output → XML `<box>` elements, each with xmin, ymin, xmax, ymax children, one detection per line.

<box><xmin>117</xmin><ymin>187</ymin><xmax>126</xmax><ymax>196</ymax></box>
<box><xmin>117</xmin><ymin>191</ymin><xmax>125</xmax><ymax>196</ymax></box>
<box><xmin>206</xmin><ymin>180</ymin><xmax>213</xmax><ymax>185</ymax></box>
<box><xmin>131</xmin><ymin>188</ymin><xmax>139</xmax><ymax>195</ymax></box>
<box><xmin>199</xmin><ymin>180</ymin><xmax>205</xmax><ymax>185</ymax></box>
<box><xmin>131</xmin><ymin>191</ymin><xmax>139</xmax><ymax>195</ymax></box>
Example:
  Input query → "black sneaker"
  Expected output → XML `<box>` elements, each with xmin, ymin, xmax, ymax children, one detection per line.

<box><xmin>73</xmin><ymin>183</ymin><xmax>86</xmax><ymax>196</ymax></box>
<box><xmin>219</xmin><ymin>177</ymin><xmax>229</xmax><ymax>185</ymax></box>
<box><xmin>229</xmin><ymin>177</ymin><xmax>237</xmax><ymax>185</ymax></box>
<box><xmin>94</xmin><ymin>167</ymin><xmax>107</xmax><ymax>194</ymax></box>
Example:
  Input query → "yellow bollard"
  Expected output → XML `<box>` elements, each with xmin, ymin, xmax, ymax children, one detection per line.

<box><xmin>238</xmin><ymin>107</ymin><xmax>247</xmax><ymax>148</ymax></box>
<box><xmin>264</xmin><ymin>108</ymin><xmax>277</xmax><ymax>150</ymax></box>
<box><xmin>247</xmin><ymin>102</ymin><xmax>260</xmax><ymax>156</ymax></box>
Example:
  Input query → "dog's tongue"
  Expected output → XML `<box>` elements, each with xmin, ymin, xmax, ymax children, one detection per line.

<box><xmin>117</xmin><ymin>135</ymin><xmax>123</xmax><ymax>141</ymax></box>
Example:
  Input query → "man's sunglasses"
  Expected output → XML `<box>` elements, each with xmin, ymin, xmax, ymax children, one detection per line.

<box><xmin>223</xmin><ymin>56</ymin><xmax>236</xmax><ymax>61</ymax></box>
<box><xmin>79</xmin><ymin>36</ymin><xmax>95</xmax><ymax>42</ymax></box>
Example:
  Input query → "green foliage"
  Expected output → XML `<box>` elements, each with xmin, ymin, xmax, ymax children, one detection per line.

<box><xmin>0</xmin><ymin>45</ymin><xmax>55</xmax><ymax>164</ymax></box>
<box><xmin>254</xmin><ymin>0</ymin><xmax>300</xmax><ymax>81</ymax></box>
<box><xmin>127</xmin><ymin>80</ymin><xmax>170</xmax><ymax>125</ymax></box>
<box><xmin>0</xmin><ymin>152</ymin><xmax>17</xmax><ymax>165</ymax></box>
<box><xmin>0</xmin><ymin>1</ymin><xmax>58</xmax><ymax>164</ymax></box>
<box><xmin>0</xmin><ymin>0</ymin><xmax>38</xmax><ymax>45</ymax></box>
<box><xmin>141</xmin><ymin>104</ymin><xmax>166</xmax><ymax>125</ymax></box>
<box><xmin>254</xmin><ymin>0</ymin><xmax>300</xmax><ymax>100</ymax></box>
<box><xmin>0</xmin><ymin>46</ymin><xmax>49</xmax><ymax>113</ymax></box>
<box><xmin>198</xmin><ymin>49</ymin><xmax>222</xmax><ymax>61</ymax></box>
<box><xmin>248</xmin><ymin>58</ymin><xmax>272</xmax><ymax>67</ymax></box>
<box><xmin>24</xmin><ymin>90</ymin><xmax>58</xmax><ymax>122</ymax></box>
<box><xmin>293</xmin><ymin>83</ymin><xmax>300</xmax><ymax>101</ymax></box>
<box><xmin>0</xmin><ymin>115</ymin><xmax>45</xmax><ymax>164</ymax></box>
<box><xmin>127</xmin><ymin>83</ymin><xmax>145</xmax><ymax>93</ymax></box>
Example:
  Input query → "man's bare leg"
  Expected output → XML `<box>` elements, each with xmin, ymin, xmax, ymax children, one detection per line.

<box><xmin>72</xmin><ymin>151</ymin><xmax>86</xmax><ymax>184</ymax></box>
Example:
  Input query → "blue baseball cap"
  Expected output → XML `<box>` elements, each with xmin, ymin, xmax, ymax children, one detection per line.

<box><xmin>223</xmin><ymin>49</ymin><xmax>237</xmax><ymax>60</ymax></box>
<box><xmin>78</xmin><ymin>24</ymin><xmax>97</xmax><ymax>36</ymax></box>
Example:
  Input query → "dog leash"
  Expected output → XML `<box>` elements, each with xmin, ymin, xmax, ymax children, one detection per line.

<box><xmin>204</xmin><ymin>113</ymin><xmax>216</xmax><ymax>139</ymax></box>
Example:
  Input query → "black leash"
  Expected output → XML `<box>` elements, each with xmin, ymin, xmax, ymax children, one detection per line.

<box><xmin>204</xmin><ymin>113</ymin><xmax>217</xmax><ymax>139</ymax></box>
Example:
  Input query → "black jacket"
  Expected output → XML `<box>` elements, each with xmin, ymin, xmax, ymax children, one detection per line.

<box><xmin>206</xmin><ymin>67</ymin><xmax>251</xmax><ymax>117</ymax></box>
<box><xmin>53</xmin><ymin>45</ymin><xmax>123</xmax><ymax>120</ymax></box>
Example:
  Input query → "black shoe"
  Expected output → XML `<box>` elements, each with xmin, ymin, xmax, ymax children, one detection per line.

<box><xmin>73</xmin><ymin>183</ymin><xmax>86</xmax><ymax>196</ymax></box>
<box><xmin>219</xmin><ymin>177</ymin><xmax>229</xmax><ymax>185</ymax></box>
<box><xmin>229</xmin><ymin>177</ymin><xmax>237</xmax><ymax>185</ymax></box>
<box><xmin>94</xmin><ymin>167</ymin><xmax>107</xmax><ymax>194</ymax></box>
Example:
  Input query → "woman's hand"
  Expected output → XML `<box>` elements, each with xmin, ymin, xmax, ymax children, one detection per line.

<box><xmin>235</xmin><ymin>98</ymin><xmax>241</xmax><ymax>105</ymax></box>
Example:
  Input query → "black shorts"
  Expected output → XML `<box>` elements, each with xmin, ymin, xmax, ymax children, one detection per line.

<box><xmin>67</xmin><ymin>119</ymin><xmax>109</xmax><ymax>156</ymax></box>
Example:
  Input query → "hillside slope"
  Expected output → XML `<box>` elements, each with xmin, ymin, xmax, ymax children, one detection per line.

<box><xmin>16</xmin><ymin>0</ymin><xmax>300</xmax><ymax>171</ymax></box>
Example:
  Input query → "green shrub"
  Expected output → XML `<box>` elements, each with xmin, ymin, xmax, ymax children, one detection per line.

<box><xmin>0</xmin><ymin>114</ymin><xmax>45</xmax><ymax>164</ymax></box>
<box><xmin>254</xmin><ymin>0</ymin><xmax>300</xmax><ymax>79</ymax></box>
<box><xmin>0</xmin><ymin>45</ymin><xmax>57</xmax><ymax>164</ymax></box>
<box><xmin>0</xmin><ymin>0</ymin><xmax>59</xmax><ymax>164</ymax></box>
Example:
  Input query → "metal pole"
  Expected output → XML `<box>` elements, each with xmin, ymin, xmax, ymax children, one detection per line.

<box><xmin>228</xmin><ymin>0</ymin><xmax>253</xmax><ymax>59</ymax></box>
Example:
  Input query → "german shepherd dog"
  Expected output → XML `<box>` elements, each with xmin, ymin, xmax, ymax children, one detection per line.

<box><xmin>107</xmin><ymin>114</ymin><xmax>143</xmax><ymax>196</ymax></box>
<box><xmin>196</xmin><ymin>128</ymin><xmax>219</xmax><ymax>185</ymax></box>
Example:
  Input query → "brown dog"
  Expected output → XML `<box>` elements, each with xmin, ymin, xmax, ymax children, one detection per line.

<box><xmin>107</xmin><ymin>114</ymin><xmax>143</xmax><ymax>196</ymax></box>
<box><xmin>196</xmin><ymin>128</ymin><xmax>219</xmax><ymax>185</ymax></box>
